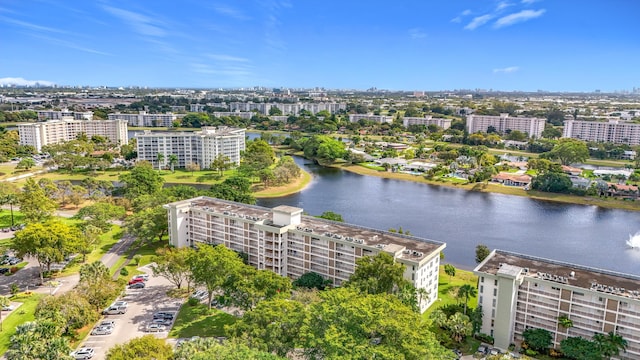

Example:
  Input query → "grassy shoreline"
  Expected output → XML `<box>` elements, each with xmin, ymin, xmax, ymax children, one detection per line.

<box><xmin>333</xmin><ymin>163</ymin><xmax>640</xmax><ymax>212</ymax></box>
<box><xmin>253</xmin><ymin>168</ymin><xmax>312</xmax><ymax>198</ymax></box>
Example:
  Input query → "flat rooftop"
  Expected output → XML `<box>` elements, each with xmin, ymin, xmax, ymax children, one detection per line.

<box><xmin>477</xmin><ymin>250</ymin><xmax>640</xmax><ymax>300</ymax></box>
<box><xmin>179</xmin><ymin>197</ymin><xmax>444</xmax><ymax>262</ymax></box>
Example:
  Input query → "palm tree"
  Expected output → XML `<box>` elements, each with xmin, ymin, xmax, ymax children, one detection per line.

<box><xmin>557</xmin><ymin>315</ymin><xmax>573</xmax><ymax>329</ymax></box>
<box><xmin>168</xmin><ymin>154</ymin><xmax>178</xmax><ymax>173</ymax></box>
<box><xmin>416</xmin><ymin>287</ymin><xmax>429</xmax><ymax>310</ymax></box>
<box><xmin>448</xmin><ymin>313</ymin><xmax>473</xmax><ymax>343</ymax></box>
<box><xmin>444</xmin><ymin>264</ymin><xmax>456</xmax><ymax>282</ymax></box>
<box><xmin>594</xmin><ymin>332</ymin><xmax>627</xmax><ymax>358</ymax></box>
<box><xmin>429</xmin><ymin>308</ymin><xmax>448</xmax><ymax>328</ymax></box>
<box><xmin>156</xmin><ymin>152</ymin><xmax>165</xmax><ymax>171</ymax></box>
<box><xmin>457</xmin><ymin>284</ymin><xmax>477</xmax><ymax>315</ymax></box>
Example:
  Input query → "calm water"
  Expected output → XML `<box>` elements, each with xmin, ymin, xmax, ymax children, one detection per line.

<box><xmin>258</xmin><ymin>157</ymin><xmax>640</xmax><ymax>273</ymax></box>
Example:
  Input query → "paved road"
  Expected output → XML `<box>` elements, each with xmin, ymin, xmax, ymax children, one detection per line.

<box><xmin>81</xmin><ymin>265</ymin><xmax>182</xmax><ymax>360</ymax></box>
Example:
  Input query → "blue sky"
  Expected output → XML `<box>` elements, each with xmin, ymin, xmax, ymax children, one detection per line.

<box><xmin>1</xmin><ymin>0</ymin><xmax>638</xmax><ymax>91</ymax></box>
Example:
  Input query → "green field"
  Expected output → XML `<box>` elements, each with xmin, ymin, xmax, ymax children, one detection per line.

<box><xmin>169</xmin><ymin>303</ymin><xmax>237</xmax><ymax>338</ymax></box>
<box><xmin>0</xmin><ymin>292</ymin><xmax>46</xmax><ymax>354</ymax></box>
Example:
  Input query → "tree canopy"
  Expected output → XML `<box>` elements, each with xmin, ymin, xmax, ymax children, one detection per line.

<box><xmin>118</xmin><ymin>161</ymin><xmax>165</xmax><ymax>198</ymax></box>
<box><xmin>105</xmin><ymin>335</ymin><xmax>173</xmax><ymax>360</ymax></box>
<box><xmin>546</xmin><ymin>138</ymin><xmax>589</xmax><ymax>165</ymax></box>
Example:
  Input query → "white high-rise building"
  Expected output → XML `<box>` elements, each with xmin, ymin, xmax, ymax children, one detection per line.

<box><xmin>402</xmin><ymin>115</ymin><xmax>452</xmax><ymax>130</ymax></box>
<box><xmin>474</xmin><ymin>250</ymin><xmax>640</xmax><ymax>359</ymax></box>
<box><xmin>18</xmin><ymin>118</ymin><xmax>128</xmax><ymax>152</ymax></box>
<box><xmin>348</xmin><ymin>114</ymin><xmax>394</xmax><ymax>124</ymax></box>
<box><xmin>37</xmin><ymin>109</ymin><xmax>93</xmax><ymax>121</ymax></box>
<box><xmin>135</xmin><ymin>126</ymin><xmax>245</xmax><ymax>169</ymax></box>
<box><xmin>563</xmin><ymin>120</ymin><xmax>640</xmax><ymax>145</ymax></box>
<box><xmin>108</xmin><ymin>111</ymin><xmax>177</xmax><ymax>127</ymax></box>
<box><xmin>164</xmin><ymin>197</ymin><xmax>446</xmax><ymax>313</ymax></box>
<box><xmin>466</xmin><ymin>114</ymin><xmax>546</xmax><ymax>138</ymax></box>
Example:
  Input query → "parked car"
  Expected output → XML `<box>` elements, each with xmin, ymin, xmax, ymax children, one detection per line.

<box><xmin>99</xmin><ymin>320</ymin><xmax>116</xmax><ymax>328</ymax></box>
<box><xmin>132</xmin><ymin>274</ymin><xmax>149</xmax><ymax>281</ymax></box>
<box><xmin>152</xmin><ymin>318</ymin><xmax>172</xmax><ymax>326</ymax></box>
<box><xmin>128</xmin><ymin>278</ymin><xmax>145</xmax><ymax>285</ymax></box>
<box><xmin>452</xmin><ymin>349</ymin><xmax>463</xmax><ymax>359</ymax></box>
<box><xmin>2</xmin><ymin>305</ymin><xmax>14</xmax><ymax>311</ymax></box>
<box><xmin>128</xmin><ymin>282</ymin><xmax>145</xmax><ymax>289</ymax></box>
<box><xmin>7</xmin><ymin>257</ymin><xmax>21</xmax><ymax>265</ymax></box>
<box><xmin>477</xmin><ymin>345</ymin><xmax>488</xmax><ymax>355</ymax></box>
<box><xmin>71</xmin><ymin>347</ymin><xmax>95</xmax><ymax>360</ymax></box>
<box><xmin>111</xmin><ymin>301</ymin><xmax>128</xmax><ymax>308</ymax></box>
<box><xmin>146</xmin><ymin>323</ymin><xmax>166</xmax><ymax>332</ymax></box>
<box><xmin>102</xmin><ymin>306</ymin><xmax>127</xmax><ymax>315</ymax></box>
<box><xmin>153</xmin><ymin>311</ymin><xmax>176</xmax><ymax>320</ymax></box>
<box><xmin>489</xmin><ymin>348</ymin><xmax>502</xmax><ymax>356</ymax></box>
<box><xmin>90</xmin><ymin>325</ymin><xmax>113</xmax><ymax>335</ymax></box>
<box><xmin>190</xmin><ymin>290</ymin><xmax>207</xmax><ymax>301</ymax></box>
<box><xmin>0</xmin><ymin>268</ymin><xmax>10</xmax><ymax>274</ymax></box>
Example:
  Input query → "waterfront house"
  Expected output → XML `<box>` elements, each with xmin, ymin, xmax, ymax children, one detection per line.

<box><xmin>491</xmin><ymin>173</ymin><xmax>532</xmax><ymax>189</ymax></box>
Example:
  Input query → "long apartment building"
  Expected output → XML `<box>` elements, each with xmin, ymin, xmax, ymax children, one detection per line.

<box><xmin>37</xmin><ymin>109</ymin><xmax>93</xmax><ymax>121</ymax></box>
<box><xmin>229</xmin><ymin>102</ymin><xmax>346</xmax><ymax>115</ymax></box>
<box><xmin>563</xmin><ymin>120</ymin><xmax>640</xmax><ymax>146</ymax></box>
<box><xmin>164</xmin><ymin>197</ymin><xmax>446</xmax><ymax>312</ymax></box>
<box><xmin>108</xmin><ymin>111</ymin><xmax>177</xmax><ymax>127</ymax></box>
<box><xmin>348</xmin><ymin>114</ymin><xmax>394</xmax><ymax>124</ymax></box>
<box><xmin>466</xmin><ymin>114</ymin><xmax>546</xmax><ymax>138</ymax></box>
<box><xmin>135</xmin><ymin>126</ymin><xmax>244</xmax><ymax>169</ymax></box>
<box><xmin>18</xmin><ymin>118</ymin><xmax>128</xmax><ymax>152</ymax></box>
<box><xmin>402</xmin><ymin>115</ymin><xmax>452</xmax><ymax>130</ymax></box>
<box><xmin>474</xmin><ymin>250</ymin><xmax>640</xmax><ymax>359</ymax></box>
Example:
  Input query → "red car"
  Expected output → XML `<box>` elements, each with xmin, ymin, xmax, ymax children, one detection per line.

<box><xmin>128</xmin><ymin>278</ymin><xmax>144</xmax><ymax>285</ymax></box>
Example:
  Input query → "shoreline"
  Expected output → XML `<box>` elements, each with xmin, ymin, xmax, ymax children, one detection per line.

<box><xmin>253</xmin><ymin>167</ymin><xmax>313</xmax><ymax>198</ymax></box>
<box><xmin>331</xmin><ymin>163</ymin><xmax>640</xmax><ymax>212</ymax></box>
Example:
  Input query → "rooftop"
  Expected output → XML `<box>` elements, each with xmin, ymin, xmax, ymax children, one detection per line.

<box><xmin>476</xmin><ymin>250</ymin><xmax>640</xmax><ymax>300</ymax></box>
<box><xmin>175</xmin><ymin>197</ymin><xmax>444</xmax><ymax>262</ymax></box>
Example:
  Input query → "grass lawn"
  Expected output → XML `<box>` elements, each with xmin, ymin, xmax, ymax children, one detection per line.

<box><xmin>169</xmin><ymin>303</ymin><xmax>237</xmax><ymax>338</ymax></box>
<box><xmin>0</xmin><ymin>292</ymin><xmax>46</xmax><ymax>354</ymax></box>
<box><xmin>59</xmin><ymin>225</ymin><xmax>123</xmax><ymax>276</ymax></box>
<box><xmin>0</xmin><ymin>210</ymin><xmax>25</xmax><ymax>228</ymax></box>
<box><xmin>253</xmin><ymin>168</ymin><xmax>312</xmax><ymax>198</ymax></box>
<box><xmin>425</xmin><ymin>265</ymin><xmax>479</xmax><ymax>317</ymax></box>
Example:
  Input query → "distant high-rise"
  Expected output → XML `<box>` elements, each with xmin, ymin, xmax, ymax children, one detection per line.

<box><xmin>466</xmin><ymin>114</ymin><xmax>545</xmax><ymax>138</ymax></box>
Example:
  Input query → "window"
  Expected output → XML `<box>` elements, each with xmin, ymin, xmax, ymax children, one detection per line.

<box><xmin>493</xmin><ymin>288</ymin><xmax>497</xmax><ymax>296</ymax></box>
<box><xmin>492</xmin><ymin>299</ymin><xmax>496</xmax><ymax>307</ymax></box>
<box><xmin>480</xmin><ymin>285</ymin><xmax>484</xmax><ymax>293</ymax></box>
<box><xmin>479</xmin><ymin>296</ymin><xmax>483</xmax><ymax>304</ymax></box>
<box><xmin>491</xmin><ymin>309</ymin><xmax>495</xmax><ymax>318</ymax></box>
<box><xmin>494</xmin><ymin>279</ymin><xmax>498</xmax><ymax>286</ymax></box>
<box><xmin>481</xmin><ymin>276</ymin><xmax>484</xmax><ymax>283</ymax></box>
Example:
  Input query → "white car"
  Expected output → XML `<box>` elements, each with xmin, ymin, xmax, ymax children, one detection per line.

<box><xmin>146</xmin><ymin>323</ymin><xmax>166</xmax><ymax>332</ymax></box>
<box><xmin>132</xmin><ymin>274</ymin><xmax>149</xmax><ymax>281</ymax></box>
<box><xmin>111</xmin><ymin>301</ymin><xmax>128</xmax><ymax>307</ymax></box>
<box><xmin>71</xmin><ymin>347</ymin><xmax>95</xmax><ymax>360</ymax></box>
<box><xmin>103</xmin><ymin>306</ymin><xmax>127</xmax><ymax>315</ymax></box>
<box><xmin>90</xmin><ymin>325</ymin><xmax>113</xmax><ymax>335</ymax></box>
<box><xmin>190</xmin><ymin>290</ymin><xmax>207</xmax><ymax>301</ymax></box>
<box><xmin>2</xmin><ymin>305</ymin><xmax>14</xmax><ymax>311</ymax></box>
<box><xmin>99</xmin><ymin>320</ymin><xmax>116</xmax><ymax>328</ymax></box>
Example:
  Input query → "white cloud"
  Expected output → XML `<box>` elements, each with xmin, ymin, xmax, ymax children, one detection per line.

<box><xmin>462</xmin><ymin>9</ymin><xmax>472</xmax><ymax>16</ymax></box>
<box><xmin>521</xmin><ymin>0</ymin><xmax>539</xmax><ymax>4</ymax></box>
<box><xmin>464</xmin><ymin>15</ymin><xmax>493</xmax><ymax>30</ymax></box>
<box><xmin>207</xmin><ymin>54</ymin><xmax>250</xmax><ymax>62</ymax></box>
<box><xmin>496</xmin><ymin>2</ymin><xmax>513</xmax><ymax>11</ymax></box>
<box><xmin>0</xmin><ymin>16</ymin><xmax>68</xmax><ymax>34</ymax></box>
<box><xmin>31</xmin><ymin>34</ymin><xmax>112</xmax><ymax>56</ymax></box>
<box><xmin>494</xmin><ymin>9</ymin><xmax>546</xmax><ymax>28</ymax></box>
<box><xmin>493</xmin><ymin>66</ymin><xmax>519</xmax><ymax>74</ymax></box>
<box><xmin>212</xmin><ymin>5</ymin><xmax>250</xmax><ymax>20</ymax></box>
<box><xmin>0</xmin><ymin>77</ymin><xmax>55</xmax><ymax>86</ymax></box>
<box><xmin>451</xmin><ymin>9</ymin><xmax>472</xmax><ymax>23</ymax></box>
<box><xmin>408</xmin><ymin>28</ymin><xmax>427</xmax><ymax>39</ymax></box>
<box><xmin>102</xmin><ymin>6</ymin><xmax>165</xmax><ymax>37</ymax></box>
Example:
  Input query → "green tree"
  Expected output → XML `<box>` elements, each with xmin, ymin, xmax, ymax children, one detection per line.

<box><xmin>16</xmin><ymin>157</ymin><xmax>36</xmax><ymax>170</ymax></box>
<box><xmin>12</xmin><ymin>220</ymin><xmax>80</xmax><ymax>283</ymax></box>
<box><xmin>79</xmin><ymin>260</ymin><xmax>110</xmax><ymax>283</ymax></box>
<box><xmin>444</xmin><ymin>263</ymin><xmax>456</xmax><ymax>282</ymax></box>
<box><xmin>447</xmin><ymin>312</ymin><xmax>473</xmax><ymax>343</ymax></box>
<box><xmin>0</xmin><ymin>182</ymin><xmax>19</xmax><ymax>226</ymax></box>
<box><xmin>68</xmin><ymin>185</ymin><xmax>87</xmax><ymax>208</ymax></box>
<box><xmin>302</xmin><ymin>288</ymin><xmax>454</xmax><ymax>360</ymax></box>
<box><xmin>227</xmin><ymin>299</ymin><xmax>306</xmax><ymax>357</ymax></box>
<box><xmin>124</xmin><ymin>205</ymin><xmax>168</xmax><ymax>243</ymax></box>
<box><xmin>239</xmin><ymin>139</ymin><xmax>275</xmax><ymax>176</ymax></box>
<box><xmin>105</xmin><ymin>335</ymin><xmax>173</xmax><ymax>360</ymax></box>
<box><xmin>209</xmin><ymin>176</ymin><xmax>255</xmax><ymax>204</ymax></box>
<box><xmin>6</xmin><ymin>321</ymin><xmax>72</xmax><ymax>360</ymax></box>
<box><xmin>226</xmin><ymin>267</ymin><xmax>292</xmax><ymax>310</ymax></box>
<box><xmin>523</xmin><ymin>328</ymin><xmax>553</xmax><ymax>353</ymax></box>
<box><xmin>269</xmin><ymin>106</ymin><xmax>283</xmax><ymax>116</ymax></box>
<box><xmin>174</xmin><ymin>338</ymin><xmax>285</xmax><ymax>360</ymax></box>
<box><xmin>210</xmin><ymin>154</ymin><xmax>231</xmax><ymax>175</ymax></box>
<box><xmin>316</xmin><ymin>211</ymin><xmax>344</xmax><ymax>222</ymax></box>
<box><xmin>168</xmin><ymin>154</ymin><xmax>178</xmax><ymax>173</ymax></box>
<box><xmin>151</xmin><ymin>247</ymin><xmax>194</xmax><ymax>290</ymax></box>
<box><xmin>76</xmin><ymin>262</ymin><xmax>120</xmax><ymax>312</ymax></box>
<box><xmin>531</xmin><ymin>172</ymin><xmax>573</xmax><ymax>193</ymax></box>
<box><xmin>78</xmin><ymin>224</ymin><xmax>102</xmax><ymax>262</ymax></box>
<box><xmin>156</xmin><ymin>152</ymin><xmax>165</xmax><ymax>171</ymax></box>
<box><xmin>18</xmin><ymin>178</ymin><xmax>58</xmax><ymax>223</ymax></box>
<box><xmin>293</xmin><ymin>271</ymin><xmax>331</xmax><ymax>290</ymax></box>
<box><xmin>546</xmin><ymin>138</ymin><xmax>589</xmax><ymax>165</ymax></box>
<box><xmin>593</xmin><ymin>331</ymin><xmax>627</xmax><ymax>359</ymax></box>
<box><xmin>188</xmin><ymin>244</ymin><xmax>245</xmax><ymax>309</ymax></box>
<box><xmin>560</xmin><ymin>336</ymin><xmax>601</xmax><ymax>360</ymax></box>
<box><xmin>475</xmin><ymin>244</ymin><xmax>491</xmax><ymax>264</ymax></box>
<box><xmin>186</xmin><ymin>161</ymin><xmax>200</xmax><ymax>174</ymax></box>
<box><xmin>345</xmin><ymin>252</ymin><xmax>410</xmax><ymax>296</ymax></box>
<box><xmin>35</xmin><ymin>290</ymin><xmax>97</xmax><ymax>335</ymax></box>
<box><xmin>118</xmin><ymin>161</ymin><xmax>165</xmax><ymax>199</ymax></box>
<box><xmin>457</xmin><ymin>284</ymin><xmax>477</xmax><ymax>315</ymax></box>
<box><xmin>74</xmin><ymin>202</ymin><xmax>125</xmax><ymax>232</ymax></box>
<box><xmin>557</xmin><ymin>314</ymin><xmax>573</xmax><ymax>329</ymax></box>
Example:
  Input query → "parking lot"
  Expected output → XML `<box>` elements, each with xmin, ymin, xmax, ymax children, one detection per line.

<box><xmin>79</xmin><ymin>265</ymin><xmax>183</xmax><ymax>360</ymax></box>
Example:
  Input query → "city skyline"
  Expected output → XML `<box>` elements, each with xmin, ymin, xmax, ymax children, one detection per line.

<box><xmin>1</xmin><ymin>1</ymin><xmax>639</xmax><ymax>92</ymax></box>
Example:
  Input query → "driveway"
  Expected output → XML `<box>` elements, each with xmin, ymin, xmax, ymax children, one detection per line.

<box><xmin>80</xmin><ymin>265</ymin><xmax>183</xmax><ymax>360</ymax></box>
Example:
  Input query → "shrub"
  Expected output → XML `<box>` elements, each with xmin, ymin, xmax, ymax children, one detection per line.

<box><xmin>119</xmin><ymin>267</ymin><xmax>129</xmax><ymax>276</ymax></box>
<box><xmin>10</xmin><ymin>266</ymin><xmax>18</xmax><ymax>274</ymax></box>
<box><xmin>187</xmin><ymin>297</ymin><xmax>199</xmax><ymax>306</ymax></box>
<box><xmin>10</xmin><ymin>283</ymin><xmax>19</xmax><ymax>295</ymax></box>
<box><xmin>133</xmin><ymin>254</ymin><xmax>142</xmax><ymax>266</ymax></box>
<box><xmin>475</xmin><ymin>333</ymin><xmax>494</xmax><ymax>344</ymax></box>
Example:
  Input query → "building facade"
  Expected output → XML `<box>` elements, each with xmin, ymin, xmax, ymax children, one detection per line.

<box><xmin>228</xmin><ymin>102</ymin><xmax>346</xmax><ymax>115</ymax></box>
<box><xmin>466</xmin><ymin>114</ymin><xmax>546</xmax><ymax>138</ymax></box>
<box><xmin>108</xmin><ymin>111</ymin><xmax>177</xmax><ymax>127</ymax></box>
<box><xmin>563</xmin><ymin>120</ymin><xmax>640</xmax><ymax>146</ymax></box>
<box><xmin>37</xmin><ymin>109</ymin><xmax>93</xmax><ymax>121</ymax></box>
<box><xmin>474</xmin><ymin>250</ymin><xmax>640</xmax><ymax>359</ymax></box>
<box><xmin>402</xmin><ymin>115</ymin><xmax>452</xmax><ymax>130</ymax></box>
<box><xmin>348</xmin><ymin>114</ymin><xmax>394</xmax><ymax>124</ymax></box>
<box><xmin>135</xmin><ymin>126</ymin><xmax>245</xmax><ymax>169</ymax></box>
<box><xmin>18</xmin><ymin>118</ymin><xmax>128</xmax><ymax>152</ymax></box>
<box><xmin>164</xmin><ymin>197</ymin><xmax>446</xmax><ymax>312</ymax></box>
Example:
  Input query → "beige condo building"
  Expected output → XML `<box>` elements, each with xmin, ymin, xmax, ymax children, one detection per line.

<box><xmin>108</xmin><ymin>111</ymin><xmax>177</xmax><ymax>127</ymax></box>
<box><xmin>164</xmin><ymin>197</ymin><xmax>446</xmax><ymax>313</ymax></box>
<box><xmin>402</xmin><ymin>115</ymin><xmax>452</xmax><ymax>130</ymax></box>
<box><xmin>18</xmin><ymin>118</ymin><xmax>128</xmax><ymax>152</ymax></box>
<box><xmin>466</xmin><ymin>114</ymin><xmax>546</xmax><ymax>138</ymax></box>
<box><xmin>563</xmin><ymin>120</ymin><xmax>640</xmax><ymax>146</ymax></box>
<box><xmin>474</xmin><ymin>250</ymin><xmax>640</xmax><ymax>359</ymax></box>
